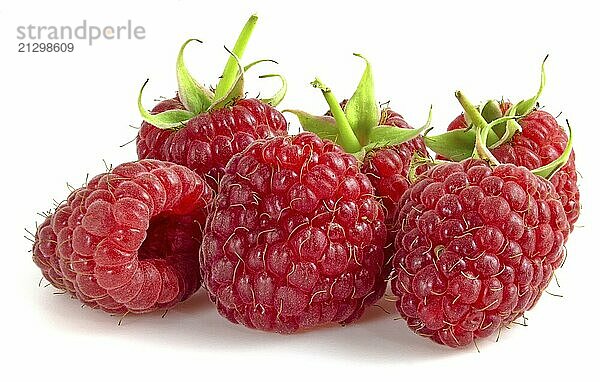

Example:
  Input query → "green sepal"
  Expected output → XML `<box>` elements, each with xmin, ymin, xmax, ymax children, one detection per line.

<box><xmin>344</xmin><ymin>53</ymin><xmax>379</xmax><ymax>145</ymax></box>
<box><xmin>489</xmin><ymin>105</ymin><xmax>520</xmax><ymax>149</ymax></box>
<box><xmin>176</xmin><ymin>39</ymin><xmax>214</xmax><ymax>114</ymax></box>
<box><xmin>363</xmin><ymin>106</ymin><xmax>432</xmax><ymax>152</ymax></box>
<box><xmin>258</xmin><ymin>74</ymin><xmax>287</xmax><ymax>106</ymax></box>
<box><xmin>456</xmin><ymin>90</ymin><xmax>501</xmax><ymax>163</ymax></box>
<box><xmin>424</xmin><ymin>113</ymin><xmax>523</xmax><ymax>161</ymax></box>
<box><xmin>407</xmin><ymin>152</ymin><xmax>441</xmax><ymax>184</ymax></box>
<box><xmin>208</xmin><ymin>48</ymin><xmax>245</xmax><ymax>111</ymax></box>
<box><xmin>244</xmin><ymin>59</ymin><xmax>278</xmax><ymax>72</ymax></box>
<box><xmin>481</xmin><ymin>100</ymin><xmax>503</xmax><ymax>123</ymax></box>
<box><xmin>364</xmin><ymin>126</ymin><xmax>424</xmax><ymax>151</ymax></box>
<box><xmin>513</xmin><ymin>55</ymin><xmax>547</xmax><ymax>116</ymax></box>
<box><xmin>138</xmin><ymin>79</ymin><xmax>195</xmax><ymax>130</ymax></box>
<box><xmin>351</xmin><ymin>148</ymin><xmax>367</xmax><ymax>162</ymax></box>
<box><xmin>214</xmin><ymin>14</ymin><xmax>258</xmax><ymax>100</ymax></box>
<box><xmin>425</xmin><ymin>129</ymin><xmax>480</xmax><ymax>161</ymax></box>
<box><xmin>283</xmin><ymin>110</ymin><xmax>338</xmax><ymax>142</ymax></box>
<box><xmin>532</xmin><ymin>120</ymin><xmax>573</xmax><ymax>179</ymax></box>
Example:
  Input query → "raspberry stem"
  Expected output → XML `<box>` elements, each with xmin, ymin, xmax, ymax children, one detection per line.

<box><xmin>311</xmin><ymin>78</ymin><xmax>362</xmax><ymax>153</ymax></box>
<box><xmin>214</xmin><ymin>14</ymin><xmax>258</xmax><ymax>100</ymax></box>
<box><xmin>455</xmin><ymin>91</ymin><xmax>500</xmax><ymax>165</ymax></box>
<box><xmin>258</xmin><ymin>74</ymin><xmax>287</xmax><ymax>106</ymax></box>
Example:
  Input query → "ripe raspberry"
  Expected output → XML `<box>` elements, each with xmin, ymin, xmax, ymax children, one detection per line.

<box><xmin>137</xmin><ymin>97</ymin><xmax>287</xmax><ymax>189</ymax></box>
<box><xmin>32</xmin><ymin>159</ymin><xmax>213</xmax><ymax>314</ymax></box>
<box><xmin>391</xmin><ymin>159</ymin><xmax>570</xmax><ymax>347</ymax></box>
<box><xmin>201</xmin><ymin>132</ymin><xmax>388</xmax><ymax>333</ymax></box>
<box><xmin>136</xmin><ymin>15</ymin><xmax>288</xmax><ymax>189</ymax></box>
<box><xmin>445</xmin><ymin>109</ymin><xmax>579</xmax><ymax>231</ymax></box>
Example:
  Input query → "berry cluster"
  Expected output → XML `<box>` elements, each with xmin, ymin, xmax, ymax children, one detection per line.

<box><xmin>30</xmin><ymin>16</ymin><xmax>578</xmax><ymax>349</ymax></box>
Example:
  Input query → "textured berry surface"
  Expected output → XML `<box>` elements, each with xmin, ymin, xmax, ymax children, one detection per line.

<box><xmin>32</xmin><ymin>159</ymin><xmax>213</xmax><ymax>314</ymax></box>
<box><xmin>447</xmin><ymin>109</ymin><xmax>579</xmax><ymax>231</ymax></box>
<box><xmin>360</xmin><ymin>108</ymin><xmax>428</xmax><ymax>222</ymax></box>
<box><xmin>391</xmin><ymin>160</ymin><xmax>569</xmax><ymax>347</ymax></box>
<box><xmin>201</xmin><ymin>132</ymin><xmax>388</xmax><ymax>333</ymax></box>
<box><xmin>137</xmin><ymin>97</ymin><xmax>288</xmax><ymax>189</ymax></box>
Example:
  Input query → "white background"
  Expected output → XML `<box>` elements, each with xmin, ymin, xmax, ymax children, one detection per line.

<box><xmin>1</xmin><ymin>0</ymin><xmax>597</xmax><ymax>380</ymax></box>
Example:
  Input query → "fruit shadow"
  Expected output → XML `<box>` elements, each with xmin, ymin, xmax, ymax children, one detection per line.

<box><xmin>123</xmin><ymin>292</ymin><xmax>459</xmax><ymax>362</ymax></box>
<box><xmin>35</xmin><ymin>285</ymin><xmax>464</xmax><ymax>362</ymax></box>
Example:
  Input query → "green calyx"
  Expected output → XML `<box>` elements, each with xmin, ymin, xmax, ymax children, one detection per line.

<box><xmin>425</xmin><ymin>56</ymin><xmax>548</xmax><ymax>161</ymax></box>
<box><xmin>437</xmin><ymin>91</ymin><xmax>573</xmax><ymax>181</ymax></box>
<box><xmin>285</xmin><ymin>54</ymin><xmax>429</xmax><ymax>158</ymax></box>
<box><xmin>137</xmin><ymin>14</ymin><xmax>287</xmax><ymax>130</ymax></box>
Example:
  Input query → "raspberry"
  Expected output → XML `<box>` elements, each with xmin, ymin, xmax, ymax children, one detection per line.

<box><xmin>201</xmin><ymin>132</ymin><xmax>388</xmax><ymax>333</ymax></box>
<box><xmin>391</xmin><ymin>159</ymin><xmax>569</xmax><ymax>347</ymax></box>
<box><xmin>32</xmin><ymin>159</ymin><xmax>213</xmax><ymax>314</ymax></box>
<box><xmin>137</xmin><ymin>97</ymin><xmax>287</xmax><ymax>189</ymax></box>
<box><xmin>445</xmin><ymin>109</ymin><xmax>579</xmax><ymax>231</ymax></box>
<box><xmin>360</xmin><ymin>108</ymin><xmax>428</xmax><ymax>221</ymax></box>
<box><xmin>135</xmin><ymin>16</ymin><xmax>288</xmax><ymax>190</ymax></box>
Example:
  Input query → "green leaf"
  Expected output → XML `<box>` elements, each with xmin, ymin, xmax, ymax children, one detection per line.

<box><xmin>137</xmin><ymin>79</ymin><xmax>195</xmax><ymax>130</ymax></box>
<box><xmin>176</xmin><ymin>39</ymin><xmax>213</xmax><ymax>114</ymax></box>
<box><xmin>214</xmin><ymin>14</ymin><xmax>257</xmax><ymax>100</ymax></box>
<box><xmin>284</xmin><ymin>110</ymin><xmax>338</xmax><ymax>142</ymax></box>
<box><xmin>208</xmin><ymin>48</ymin><xmax>245</xmax><ymax>111</ymax></box>
<box><xmin>344</xmin><ymin>54</ymin><xmax>379</xmax><ymax>145</ymax></box>
<box><xmin>258</xmin><ymin>74</ymin><xmax>287</xmax><ymax>106</ymax></box>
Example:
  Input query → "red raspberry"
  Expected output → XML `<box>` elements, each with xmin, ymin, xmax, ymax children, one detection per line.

<box><xmin>137</xmin><ymin>97</ymin><xmax>287</xmax><ymax>189</ymax></box>
<box><xmin>445</xmin><ymin>109</ymin><xmax>579</xmax><ymax>230</ymax></box>
<box><xmin>360</xmin><ymin>108</ymin><xmax>428</xmax><ymax>220</ymax></box>
<box><xmin>136</xmin><ymin>16</ymin><xmax>288</xmax><ymax>190</ymax></box>
<box><xmin>32</xmin><ymin>159</ymin><xmax>213</xmax><ymax>314</ymax></box>
<box><xmin>201</xmin><ymin>132</ymin><xmax>388</xmax><ymax>333</ymax></box>
<box><xmin>390</xmin><ymin>160</ymin><xmax>569</xmax><ymax>347</ymax></box>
